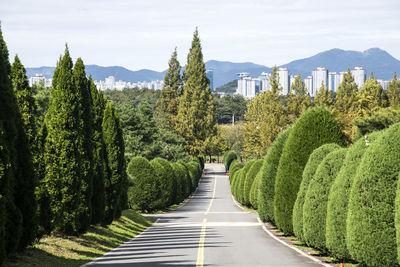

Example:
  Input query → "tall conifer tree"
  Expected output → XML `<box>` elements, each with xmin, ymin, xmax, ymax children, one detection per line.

<box><xmin>175</xmin><ymin>28</ymin><xmax>217</xmax><ymax>156</ymax></box>
<box><xmin>287</xmin><ymin>73</ymin><xmax>311</xmax><ymax>122</ymax></box>
<box><xmin>73</xmin><ymin>58</ymin><xmax>93</xmax><ymax>232</ymax></box>
<box><xmin>159</xmin><ymin>47</ymin><xmax>182</xmax><ymax>128</ymax></box>
<box><xmin>10</xmin><ymin>55</ymin><xmax>37</xmax><ymax>249</ymax></box>
<box><xmin>44</xmin><ymin>46</ymin><xmax>86</xmax><ymax>235</ymax></box>
<box><xmin>102</xmin><ymin>101</ymin><xmax>126</xmax><ymax>224</ymax></box>
<box><xmin>0</xmin><ymin>24</ymin><xmax>23</xmax><ymax>254</ymax></box>
<box><xmin>314</xmin><ymin>83</ymin><xmax>334</xmax><ymax>108</ymax></box>
<box><xmin>89</xmin><ymin>76</ymin><xmax>106</xmax><ymax>224</ymax></box>
<box><xmin>387</xmin><ymin>73</ymin><xmax>400</xmax><ymax>107</ymax></box>
<box><xmin>0</xmin><ymin>122</ymin><xmax>9</xmax><ymax>264</ymax></box>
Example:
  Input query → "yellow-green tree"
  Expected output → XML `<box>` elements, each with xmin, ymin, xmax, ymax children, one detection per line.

<box><xmin>286</xmin><ymin>73</ymin><xmax>311</xmax><ymax>123</ymax></box>
<box><xmin>314</xmin><ymin>82</ymin><xmax>334</xmax><ymax>109</ymax></box>
<box><xmin>355</xmin><ymin>73</ymin><xmax>386</xmax><ymax>118</ymax></box>
<box><xmin>202</xmin><ymin>125</ymin><xmax>227</xmax><ymax>162</ymax></box>
<box><xmin>175</xmin><ymin>28</ymin><xmax>217</xmax><ymax>156</ymax></box>
<box><xmin>387</xmin><ymin>73</ymin><xmax>400</xmax><ymax>107</ymax></box>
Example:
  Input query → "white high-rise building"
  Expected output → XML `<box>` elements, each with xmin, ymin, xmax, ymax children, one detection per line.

<box><xmin>29</xmin><ymin>73</ymin><xmax>46</xmax><ymax>86</ymax></box>
<box><xmin>312</xmin><ymin>67</ymin><xmax>328</xmax><ymax>97</ymax></box>
<box><xmin>259</xmin><ymin>72</ymin><xmax>270</xmax><ymax>93</ymax></box>
<box><xmin>328</xmin><ymin>72</ymin><xmax>342</xmax><ymax>92</ymax></box>
<box><xmin>236</xmin><ymin>72</ymin><xmax>260</xmax><ymax>98</ymax></box>
<box><xmin>304</xmin><ymin>76</ymin><xmax>313</xmax><ymax>96</ymax></box>
<box><xmin>289</xmin><ymin>75</ymin><xmax>296</xmax><ymax>92</ymax></box>
<box><xmin>278</xmin><ymin>68</ymin><xmax>289</xmax><ymax>95</ymax></box>
<box><xmin>351</xmin><ymin>67</ymin><xmax>366</xmax><ymax>89</ymax></box>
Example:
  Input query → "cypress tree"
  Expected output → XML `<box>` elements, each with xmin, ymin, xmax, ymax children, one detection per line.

<box><xmin>0</xmin><ymin>121</ymin><xmax>8</xmax><ymax>264</ymax></box>
<box><xmin>243</xmin><ymin>159</ymin><xmax>263</xmax><ymax>206</ymax></box>
<box><xmin>314</xmin><ymin>83</ymin><xmax>333</xmax><ymax>109</ymax></box>
<box><xmin>10</xmin><ymin>55</ymin><xmax>37</xmax><ymax>249</ymax></box>
<box><xmin>175</xmin><ymin>28</ymin><xmax>217</xmax><ymax>156</ymax></box>
<box><xmin>0</xmin><ymin>25</ymin><xmax>23</xmax><ymax>254</ymax></box>
<box><xmin>102</xmin><ymin>101</ymin><xmax>127</xmax><ymax>224</ymax></box>
<box><xmin>89</xmin><ymin>76</ymin><xmax>106</xmax><ymax>224</ymax></box>
<box><xmin>43</xmin><ymin>46</ymin><xmax>86</xmax><ymax>235</ymax></box>
<box><xmin>73</xmin><ymin>58</ymin><xmax>93</xmax><ymax>232</ymax></box>
<box><xmin>159</xmin><ymin>47</ymin><xmax>182</xmax><ymax>128</ymax></box>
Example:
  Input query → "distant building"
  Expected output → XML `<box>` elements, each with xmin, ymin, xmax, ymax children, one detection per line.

<box><xmin>304</xmin><ymin>75</ymin><xmax>313</xmax><ymax>95</ymax></box>
<box><xmin>289</xmin><ymin>75</ymin><xmax>296</xmax><ymax>92</ymax></box>
<box><xmin>351</xmin><ymin>66</ymin><xmax>366</xmax><ymax>89</ymax></box>
<box><xmin>29</xmin><ymin>73</ymin><xmax>46</xmax><ymax>87</ymax></box>
<box><xmin>259</xmin><ymin>72</ymin><xmax>271</xmax><ymax>93</ymax></box>
<box><xmin>236</xmin><ymin>72</ymin><xmax>260</xmax><ymax>98</ymax></box>
<box><xmin>378</xmin><ymin>79</ymin><xmax>389</xmax><ymax>90</ymax></box>
<box><xmin>312</xmin><ymin>67</ymin><xmax>328</xmax><ymax>97</ymax></box>
<box><xmin>328</xmin><ymin>72</ymin><xmax>342</xmax><ymax>92</ymax></box>
<box><xmin>206</xmin><ymin>69</ymin><xmax>214</xmax><ymax>91</ymax></box>
<box><xmin>278</xmin><ymin>68</ymin><xmax>289</xmax><ymax>95</ymax></box>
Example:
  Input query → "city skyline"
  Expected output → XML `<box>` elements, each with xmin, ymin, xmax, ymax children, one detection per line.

<box><xmin>1</xmin><ymin>0</ymin><xmax>400</xmax><ymax>71</ymax></box>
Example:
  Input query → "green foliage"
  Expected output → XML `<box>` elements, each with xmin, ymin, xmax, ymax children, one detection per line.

<box><xmin>347</xmin><ymin>123</ymin><xmax>400</xmax><ymax>266</ymax></box>
<box><xmin>314</xmin><ymin>83</ymin><xmax>334</xmax><ymax>109</ymax></box>
<box><xmin>215</xmin><ymin>94</ymin><xmax>247</xmax><ymax>124</ymax></box>
<box><xmin>224</xmin><ymin>150</ymin><xmax>237</xmax><ymax>171</ymax></box>
<box><xmin>387</xmin><ymin>73</ymin><xmax>400</xmax><ymax>107</ymax></box>
<box><xmin>236</xmin><ymin>159</ymin><xmax>256</xmax><ymax>204</ymax></box>
<box><xmin>243</xmin><ymin>159</ymin><xmax>263</xmax><ymax>206</ymax></box>
<box><xmin>127</xmin><ymin>156</ymin><xmax>160</xmax><ymax>212</ymax></box>
<box><xmin>293</xmin><ymin>143</ymin><xmax>341</xmax><ymax>243</ymax></box>
<box><xmin>353</xmin><ymin>108</ymin><xmax>400</xmax><ymax>140</ymax></box>
<box><xmin>0</xmin><ymin>121</ymin><xmax>8</xmax><ymax>263</ymax></box>
<box><xmin>286</xmin><ymin>73</ymin><xmax>312</xmax><ymax>123</ymax></box>
<box><xmin>231</xmin><ymin>168</ymin><xmax>243</xmax><ymax>197</ymax></box>
<box><xmin>175</xmin><ymin>28</ymin><xmax>217</xmax><ymax>156</ymax></box>
<box><xmin>156</xmin><ymin>158</ymin><xmax>178</xmax><ymax>205</ymax></box>
<box><xmin>274</xmin><ymin>107</ymin><xmax>346</xmax><ymax>234</ymax></box>
<box><xmin>150</xmin><ymin>158</ymin><xmax>174</xmax><ymax>209</ymax></box>
<box><xmin>249</xmin><ymin>171</ymin><xmax>261</xmax><ymax>209</ymax></box>
<box><xmin>0</xmin><ymin>194</ymin><xmax>4</xmax><ymax>264</ymax></box>
<box><xmin>303</xmin><ymin>148</ymin><xmax>347</xmax><ymax>251</ymax></box>
<box><xmin>89</xmin><ymin>77</ymin><xmax>106</xmax><ymax>224</ymax></box>
<box><xmin>326</xmin><ymin>131</ymin><xmax>381</xmax><ymax>260</ymax></box>
<box><xmin>215</xmin><ymin>80</ymin><xmax>237</xmax><ymax>94</ymax></box>
<box><xmin>258</xmin><ymin>127</ymin><xmax>291</xmax><ymax>224</ymax></box>
<box><xmin>170</xmin><ymin>163</ymin><xmax>185</xmax><ymax>203</ymax></box>
<box><xmin>228</xmin><ymin>160</ymin><xmax>243</xmax><ymax>184</ymax></box>
<box><xmin>178</xmin><ymin>162</ymin><xmax>192</xmax><ymax>198</ymax></box>
<box><xmin>102</xmin><ymin>101</ymin><xmax>127</xmax><ymax>224</ymax></box>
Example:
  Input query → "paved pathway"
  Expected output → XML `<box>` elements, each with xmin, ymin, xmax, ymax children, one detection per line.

<box><xmin>84</xmin><ymin>164</ymin><xmax>323</xmax><ymax>266</ymax></box>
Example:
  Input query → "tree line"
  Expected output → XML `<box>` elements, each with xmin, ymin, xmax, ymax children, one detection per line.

<box><xmin>0</xmin><ymin>25</ymin><xmax>126</xmax><ymax>264</ymax></box>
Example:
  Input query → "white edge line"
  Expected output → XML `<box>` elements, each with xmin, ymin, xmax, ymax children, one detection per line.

<box><xmin>81</xmin><ymin>218</ymin><xmax>161</xmax><ymax>266</ymax></box>
<box><xmin>230</xmin><ymin>194</ymin><xmax>332</xmax><ymax>267</ymax></box>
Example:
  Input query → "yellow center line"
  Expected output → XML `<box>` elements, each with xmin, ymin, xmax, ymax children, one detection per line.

<box><xmin>196</xmin><ymin>218</ymin><xmax>207</xmax><ymax>267</ymax></box>
<box><xmin>205</xmin><ymin>177</ymin><xmax>217</xmax><ymax>214</ymax></box>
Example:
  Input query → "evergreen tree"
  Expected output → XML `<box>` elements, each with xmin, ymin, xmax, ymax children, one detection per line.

<box><xmin>89</xmin><ymin>76</ymin><xmax>106</xmax><ymax>224</ymax></box>
<box><xmin>286</xmin><ymin>73</ymin><xmax>311</xmax><ymax>123</ymax></box>
<box><xmin>0</xmin><ymin>24</ymin><xmax>23</xmax><ymax>254</ymax></box>
<box><xmin>43</xmin><ymin>46</ymin><xmax>86</xmax><ymax>235</ymax></box>
<box><xmin>175</xmin><ymin>28</ymin><xmax>217</xmax><ymax>156</ymax></box>
<box><xmin>387</xmin><ymin>73</ymin><xmax>400</xmax><ymax>107</ymax></box>
<box><xmin>159</xmin><ymin>47</ymin><xmax>182</xmax><ymax>129</ymax></box>
<box><xmin>269</xmin><ymin>66</ymin><xmax>282</xmax><ymax>95</ymax></box>
<box><xmin>333</xmin><ymin>69</ymin><xmax>359</xmax><ymax>138</ymax></box>
<box><xmin>0</xmin><ymin>121</ymin><xmax>9</xmax><ymax>264</ymax></box>
<box><xmin>102</xmin><ymin>101</ymin><xmax>127</xmax><ymax>224</ymax></box>
<box><xmin>314</xmin><ymin>82</ymin><xmax>333</xmax><ymax>108</ymax></box>
<box><xmin>10</xmin><ymin>55</ymin><xmax>37</xmax><ymax>249</ymax></box>
<box><xmin>356</xmin><ymin>73</ymin><xmax>385</xmax><ymax>117</ymax></box>
<box><xmin>73</xmin><ymin>58</ymin><xmax>93</xmax><ymax>232</ymax></box>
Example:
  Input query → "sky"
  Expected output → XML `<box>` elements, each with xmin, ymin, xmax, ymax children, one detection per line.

<box><xmin>1</xmin><ymin>0</ymin><xmax>400</xmax><ymax>71</ymax></box>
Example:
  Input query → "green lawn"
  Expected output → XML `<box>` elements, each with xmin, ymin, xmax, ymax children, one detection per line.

<box><xmin>3</xmin><ymin>210</ymin><xmax>152</xmax><ymax>267</ymax></box>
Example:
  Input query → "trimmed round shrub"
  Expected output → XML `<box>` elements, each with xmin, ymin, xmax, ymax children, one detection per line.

<box><xmin>243</xmin><ymin>159</ymin><xmax>263</xmax><ymax>206</ymax></box>
<box><xmin>303</xmin><ymin>148</ymin><xmax>347</xmax><ymax>251</ymax></box>
<box><xmin>274</xmin><ymin>107</ymin><xmax>346</xmax><ymax>234</ymax></box>
<box><xmin>231</xmin><ymin>168</ymin><xmax>242</xmax><ymax>197</ymax></box>
<box><xmin>229</xmin><ymin>160</ymin><xmax>243</xmax><ymax>184</ymax></box>
<box><xmin>178</xmin><ymin>162</ymin><xmax>192</xmax><ymax>196</ymax></box>
<box><xmin>326</xmin><ymin>131</ymin><xmax>382</xmax><ymax>260</ymax></box>
<box><xmin>293</xmin><ymin>143</ymin><xmax>341</xmax><ymax>243</ymax></box>
<box><xmin>193</xmin><ymin>157</ymin><xmax>204</xmax><ymax>170</ymax></box>
<box><xmin>186</xmin><ymin>162</ymin><xmax>199</xmax><ymax>191</ymax></box>
<box><xmin>258</xmin><ymin>127</ymin><xmax>291</xmax><ymax>224</ymax></box>
<box><xmin>250</xmin><ymin>171</ymin><xmax>261</xmax><ymax>209</ymax></box>
<box><xmin>224</xmin><ymin>151</ymin><xmax>237</xmax><ymax>172</ymax></box>
<box><xmin>171</xmin><ymin>163</ymin><xmax>185</xmax><ymax>204</ymax></box>
<box><xmin>151</xmin><ymin>158</ymin><xmax>175</xmax><ymax>208</ymax></box>
<box><xmin>237</xmin><ymin>159</ymin><xmax>256</xmax><ymax>204</ymax></box>
<box><xmin>347</xmin><ymin>122</ymin><xmax>400</xmax><ymax>267</ymax></box>
<box><xmin>127</xmin><ymin>156</ymin><xmax>160</xmax><ymax>212</ymax></box>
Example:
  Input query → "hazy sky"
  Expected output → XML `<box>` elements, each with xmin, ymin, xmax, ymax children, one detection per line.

<box><xmin>1</xmin><ymin>0</ymin><xmax>400</xmax><ymax>71</ymax></box>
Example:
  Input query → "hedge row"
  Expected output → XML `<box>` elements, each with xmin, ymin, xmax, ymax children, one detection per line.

<box><xmin>223</xmin><ymin>151</ymin><xmax>237</xmax><ymax>172</ymax></box>
<box><xmin>127</xmin><ymin>156</ymin><xmax>203</xmax><ymax>212</ymax></box>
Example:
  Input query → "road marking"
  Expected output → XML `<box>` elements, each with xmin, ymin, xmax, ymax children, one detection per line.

<box><xmin>205</xmin><ymin>176</ymin><xmax>217</xmax><ymax>214</ymax></box>
<box><xmin>153</xmin><ymin>222</ymin><xmax>262</xmax><ymax>227</ymax></box>
<box><xmin>196</xmin><ymin>218</ymin><xmax>207</xmax><ymax>267</ymax></box>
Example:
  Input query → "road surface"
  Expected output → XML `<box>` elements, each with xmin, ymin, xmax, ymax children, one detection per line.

<box><xmin>84</xmin><ymin>164</ymin><xmax>324</xmax><ymax>266</ymax></box>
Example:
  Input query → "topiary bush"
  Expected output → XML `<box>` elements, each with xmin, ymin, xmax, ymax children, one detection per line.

<box><xmin>170</xmin><ymin>162</ymin><xmax>185</xmax><ymax>204</ymax></box>
<box><xmin>224</xmin><ymin>151</ymin><xmax>237</xmax><ymax>172</ymax></box>
<box><xmin>274</xmin><ymin>107</ymin><xmax>346</xmax><ymax>234</ymax></box>
<box><xmin>150</xmin><ymin>158</ymin><xmax>175</xmax><ymax>208</ymax></box>
<box><xmin>302</xmin><ymin>148</ymin><xmax>347</xmax><ymax>252</ymax></box>
<box><xmin>186</xmin><ymin>162</ymin><xmax>199</xmax><ymax>191</ymax></box>
<box><xmin>229</xmin><ymin>160</ymin><xmax>243</xmax><ymax>184</ymax></box>
<box><xmin>347</xmin><ymin>122</ymin><xmax>400</xmax><ymax>267</ymax></box>
<box><xmin>236</xmin><ymin>159</ymin><xmax>256</xmax><ymax>204</ymax></box>
<box><xmin>250</xmin><ymin>171</ymin><xmax>261</xmax><ymax>209</ymax></box>
<box><xmin>326</xmin><ymin>131</ymin><xmax>382</xmax><ymax>260</ymax></box>
<box><xmin>293</xmin><ymin>143</ymin><xmax>341</xmax><ymax>243</ymax></box>
<box><xmin>231</xmin><ymin>168</ymin><xmax>243</xmax><ymax>196</ymax></box>
<box><xmin>243</xmin><ymin>159</ymin><xmax>263</xmax><ymax>206</ymax></box>
<box><xmin>258</xmin><ymin>127</ymin><xmax>291</xmax><ymax>224</ymax></box>
<box><xmin>127</xmin><ymin>156</ymin><xmax>160</xmax><ymax>212</ymax></box>
<box><xmin>178</xmin><ymin>162</ymin><xmax>192</xmax><ymax>197</ymax></box>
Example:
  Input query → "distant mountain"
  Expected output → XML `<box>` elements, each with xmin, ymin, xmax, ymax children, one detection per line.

<box><xmin>26</xmin><ymin>65</ymin><xmax>166</xmax><ymax>83</ymax></box>
<box><xmin>26</xmin><ymin>48</ymin><xmax>400</xmax><ymax>89</ymax></box>
<box><xmin>280</xmin><ymin>48</ymin><xmax>400</xmax><ymax>80</ymax></box>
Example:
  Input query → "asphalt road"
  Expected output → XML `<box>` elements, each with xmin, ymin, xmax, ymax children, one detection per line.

<box><xmin>84</xmin><ymin>164</ymin><xmax>323</xmax><ymax>267</ymax></box>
